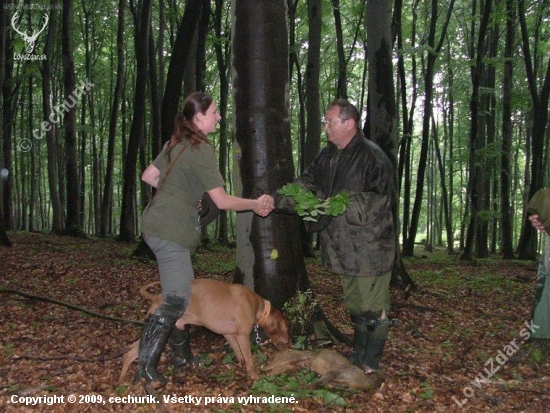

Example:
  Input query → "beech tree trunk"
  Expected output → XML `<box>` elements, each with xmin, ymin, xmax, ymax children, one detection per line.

<box><xmin>118</xmin><ymin>0</ymin><xmax>152</xmax><ymax>241</ymax></box>
<box><xmin>62</xmin><ymin>0</ymin><xmax>81</xmax><ymax>236</ymax></box>
<box><xmin>231</xmin><ymin>0</ymin><xmax>303</xmax><ymax>310</ymax></box>
<box><xmin>100</xmin><ymin>0</ymin><xmax>125</xmax><ymax>237</ymax></box>
<box><xmin>0</xmin><ymin>0</ymin><xmax>11</xmax><ymax>246</ymax></box>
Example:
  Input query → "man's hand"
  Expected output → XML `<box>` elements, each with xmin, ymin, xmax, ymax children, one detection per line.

<box><xmin>254</xmin><ymin>195</ymin><xmax>275</xmax><ymax>217</ymax></box>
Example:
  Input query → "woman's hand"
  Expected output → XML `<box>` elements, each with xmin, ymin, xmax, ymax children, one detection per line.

<box><xmin>254</xmin><ymin>195</ymin><xmax>275</xmax><ymax>217</ymax></box>
<box><xmin>529</xmin><ymin>214</ymin><xmax>547</xmax><ymax>234</ymax></box>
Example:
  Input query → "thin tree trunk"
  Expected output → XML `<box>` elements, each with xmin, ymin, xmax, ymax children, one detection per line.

<box><xmin>160</xmin><ymin>0</ymin><xmax>202</xmax><ymax>144</ymax></box>
<box><xmin>0</xmin><ymin>0</ymin><xmax>11</xmax><ymax>245</ymax></box>
<box><xmin>304</xmin><ymin>0</ymin><xmax>322</xmax><ymax>170</ymax></box>
<box><xmin>331</xmin><ymin>0</ymin><xmax>347</xmax><ymax>98</ymax></box>
<box><xmin>516</xmin><ymin>0</ymin><xmax>550</xmax><ymax>259</ymax></box>
<box><xmin>100</xmin><ymin>0</ymin><xmax>125</xmax><ymax>237</ymax></box>
<box><xmin>41</xmin><ymin>0</ymin><xmax>63</xmax><ymax>234</ymax></box>
<box><xmin>404</xmin><ymin>0</ymin><xmax>455</xmax><ymax>257</ymax></box>
<box><xmin>461</xmin><ymin>0</ymin><xmax>492</xmax><ymax>261</ymax></box>
<box><xmin>62</xmin><ymin>0</ymin><xmax>82</xmax><ymax>236</ymax></box>
<box><xmin>118</xmin><ymin>0</ymin><xmax>152</xmax><ymax>242</ymax></box>
<box><xmin>213</xmin><ymin>0</ymin><xmax>230</xmax><ymax>245</ymax></box>
<box><xmin>500</xmin><ymin>0</ymin><xmax>515</xmax><ymax>259</ymax></box>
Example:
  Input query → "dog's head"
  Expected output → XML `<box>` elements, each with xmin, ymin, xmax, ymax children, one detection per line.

<box><xmin>261</xmin><ymin>307</ymin><xmax>292</xmax><ymax>350</ymax></box>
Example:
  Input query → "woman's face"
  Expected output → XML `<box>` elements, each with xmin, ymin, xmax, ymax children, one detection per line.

<box><xmin>195</xmin><ymin>102</ymin><xmax>221</xmax><ymax>134</ymax></box>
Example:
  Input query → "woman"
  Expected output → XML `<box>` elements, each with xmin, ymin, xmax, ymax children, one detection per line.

<box><xmin>137</xmin><ymin>92</ymin><xmax>273</xmax><ymax>383</ymax></box>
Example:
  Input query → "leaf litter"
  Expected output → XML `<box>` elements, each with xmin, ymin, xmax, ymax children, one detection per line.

<box><xmin>0</xmin><ymin>232</ymin><xmax>549</xmax><ymax>412</ymax></box>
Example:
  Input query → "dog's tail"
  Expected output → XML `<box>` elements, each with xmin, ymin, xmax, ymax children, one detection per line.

<box><xmin>140</xmin><ymin>281</ymin><xmax>160</xmax><ymax>302</ymax></box>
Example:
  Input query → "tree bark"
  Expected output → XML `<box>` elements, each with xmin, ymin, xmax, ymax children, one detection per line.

<box><xmin>100</xmin><ymin>0</ymin><xmax>125</xmax><ymax>237</ymax></box>
<box><xmin>331</xmin><ymin>0</ymin><xmax>347</xmax><ymax>98</ymax></box>
<box><xmin>516</xmin><ymin>0</ymin><xmax>550</xmax><ymax>260</ymax></box>
<box><xmin>232</xmin><ymin>0</ymin><xmax>303</xmax><ymax>310</ymax></box>
<box><xmin>461</xmin><ymin>0</ymin><xmax>492</xmax><ymax>261</ymax></box>
<box><xmin>118</xmin><ymin>0</ymin><xmax>152</xmax><ymax>242</ymax></box>
<box><xmin>213</xmin><ymin>0</ymin><xmax>231</xmax><ymax>245</ymax></box>
<box><xmin>62</xmin><ymin>0</ymin><xmax>82</xmax><ymax>236</ymax></box>
<box><xmin>404</xmin><ymin>0</ymin><xmax>455</xmax><ymax>257</ymax></box>
<box><xmin>366</xmin><ymin>0</ymin><xmax>415</xmax><ymax>290</ymax></box>
<box><xmin>304</xmin><ymin>0</ymin><xmax>322</xmax><ymax>170</ymax></box>
<box><xmin>500</xmin><ymin>0</ymin><xmax>515</xmax><ymax>259</ymax></box>
<box><xmin>0</xmin><ymin>0</ymin><xmax>11</xmax><ymax>246</ymax></box>
<box><xmin>160</xmin><ymin>0</ymin><xmax>202</xmax><ymax>145</ymax></box>
<box><xmin>40</xmin><ymin>0</ymin><xmax>63</xmax><ymax>234</ymax></box>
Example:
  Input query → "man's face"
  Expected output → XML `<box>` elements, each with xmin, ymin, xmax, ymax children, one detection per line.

<box><xmin>323</xmin><ymin>106</ymin><xmax>353</xmax><ymax>149</ymax></box>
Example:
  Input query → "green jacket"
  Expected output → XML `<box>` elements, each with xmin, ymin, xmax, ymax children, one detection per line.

<box><xmin>141</xmin><ymin>141</ymin><xmax>225</xmax><ymax>251</ymax></box>
<box><xmin>277</xmin><ymin>132</ymin><xmax>396</xmax><ymax>277</ymax></box>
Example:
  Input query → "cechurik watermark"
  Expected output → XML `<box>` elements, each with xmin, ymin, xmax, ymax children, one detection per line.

<box><xmin>18</xmin><ymin>79</ymin><xmax>95</xmax><ymax>153</ymax></box>
<box><xmin>452</xmin><ymin>319</ymin><xmax>540</xmax><ymax>407</ymax></box>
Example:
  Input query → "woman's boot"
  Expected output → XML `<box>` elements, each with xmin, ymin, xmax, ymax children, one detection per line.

<box><xmin>169</xmin><ymin>325</ymin><xmax>198</xmax><ymax>367</ymax></box>
<box><xmin>134</xmin><ymin>314</ymin><xmax>177</xmax><ymax>383</ymax></box>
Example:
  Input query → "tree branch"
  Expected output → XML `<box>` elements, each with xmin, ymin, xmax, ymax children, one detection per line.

<box><xmin>0</xmin><ymin>288</ymin><xmax>144</xmax><ymax>326</ymax></box>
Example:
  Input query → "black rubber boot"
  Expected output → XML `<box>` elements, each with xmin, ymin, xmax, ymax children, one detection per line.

<box><xmin>169</xmin><ymin>325</ymin><xmax>198</xmax><ymax>367</ymax></box>
<box><xmin>350</xmin><ymin>313</ymin><xmax>389</xmax><ymax>373</ymax></box>
<box><xmin>350</xmin><ymin>313</ymin><xmax>369</xmax><ymax>366</ymax></box>
<box><xmin>361</xmin><ymin>318</ymin><xmax>390</xmax><ymax>372</ymax></box>
<box><xmin>134</xmin><ymin>314</ymin><xmax>177</xmax><ymax>383</ymax></box>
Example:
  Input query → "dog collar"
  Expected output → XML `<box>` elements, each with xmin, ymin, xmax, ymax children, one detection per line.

<box><xmin>257</xmin><ymin>300</ymin><xmax>271</xmax><ymax>326</ymax></box>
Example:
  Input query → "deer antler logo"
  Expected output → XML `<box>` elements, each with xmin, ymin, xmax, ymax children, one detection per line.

<box><xmin>11</xmin><ymin>12</ymin><xmax>49</xmax><ymax>54</ymax></box>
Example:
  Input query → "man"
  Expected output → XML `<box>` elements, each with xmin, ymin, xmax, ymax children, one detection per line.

<box><xmin>275</xmin><ymin>98</ymin><xmax>397</xmax><ymax>374</ymax></box>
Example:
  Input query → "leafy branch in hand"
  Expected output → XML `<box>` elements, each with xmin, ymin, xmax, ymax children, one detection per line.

<box><xmin>278</xmin><ymin>183</ymin><xmax>349</xmax><ymax>222</ymax></box>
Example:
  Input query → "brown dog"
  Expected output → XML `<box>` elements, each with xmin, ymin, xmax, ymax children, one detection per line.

<box><xmin>119</xmin><ymin>279</ymin><xmax>290</xmax><ymax>384</ymax></box>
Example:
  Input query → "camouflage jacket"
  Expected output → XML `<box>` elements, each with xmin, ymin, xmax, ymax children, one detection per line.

<box><xmin>277</xmin><ymin>132</ymin><xmax>396</xmax><ymax>277</ymax></box>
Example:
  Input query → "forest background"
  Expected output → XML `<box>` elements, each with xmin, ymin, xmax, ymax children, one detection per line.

<box><xmin>0</xmin><ymin>0</ymin><xmax>549</xmax><ymax>287</ymax></box>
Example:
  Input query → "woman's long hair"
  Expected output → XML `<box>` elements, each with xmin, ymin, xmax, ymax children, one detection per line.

<box><xmin>166</xmin><ymin>92</ymin><xmax>213</xmax><ymax>161</ymax></box>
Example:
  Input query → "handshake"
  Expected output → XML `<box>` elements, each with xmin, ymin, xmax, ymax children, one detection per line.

<box><xmin>254</xmin><ymin>195</ymin><xmax>275</xmax><ymax>217</ymax></box>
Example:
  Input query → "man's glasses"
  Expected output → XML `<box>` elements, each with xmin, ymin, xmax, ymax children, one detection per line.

<box><xmin>321</xmin><ymin>117</ymin><xmax>349</xmax><ymax>127</ymax></box>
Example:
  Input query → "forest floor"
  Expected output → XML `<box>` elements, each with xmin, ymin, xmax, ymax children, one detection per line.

<box><xmin>1</xmin><ymin>232</ymin><xmax>550</xmax><ymax>412</ymax></box>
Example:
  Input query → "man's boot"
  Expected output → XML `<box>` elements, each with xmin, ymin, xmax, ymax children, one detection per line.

<box><xmin>135</xmin><ymin>314</ymin><xmax>177</xmax><ymax>383</ymax></box>
<box><xmin>350</xmin><ymin>313</ymin><xmax>369</xmax><ymax>366</ymax></box>
<box><xmin>169</xmin><ymin>325</ymin><xmax>197</xmax><ymax>368</ymax></box>
<box><xmin>361</xmin><ymin>318</ymin><xmax>390</xmax><ymax>372</ymax></box>
<box><xmin>350</xmin><ymin>313</ymin><xmax>389</xmax><ymax>373</ymax></box>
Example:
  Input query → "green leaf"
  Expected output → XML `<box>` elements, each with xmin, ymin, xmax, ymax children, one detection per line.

<box><xmin>278</xmin><ymin>183</ymin><xmax>349</xmax><ymax>222</ymax></box>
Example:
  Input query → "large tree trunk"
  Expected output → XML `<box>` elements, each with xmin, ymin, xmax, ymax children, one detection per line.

<box><xmin>118</xmin><ymin>0</ymin><xmax>152</xmax><ymax>241</ymax></box>
<box><xmin>62</xmin><ymin>0</ymin><xmax>82</xmax><ymax>236</ymax></box>
<box><xmin>366</xmin><ymin>0</ymin><xmax>415</xmax><ymax>290</ymax></box>
<box><xmin>231</xmin><ymin>0</ymin><xmax>303</xmax><ymax>311</ymax></box>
